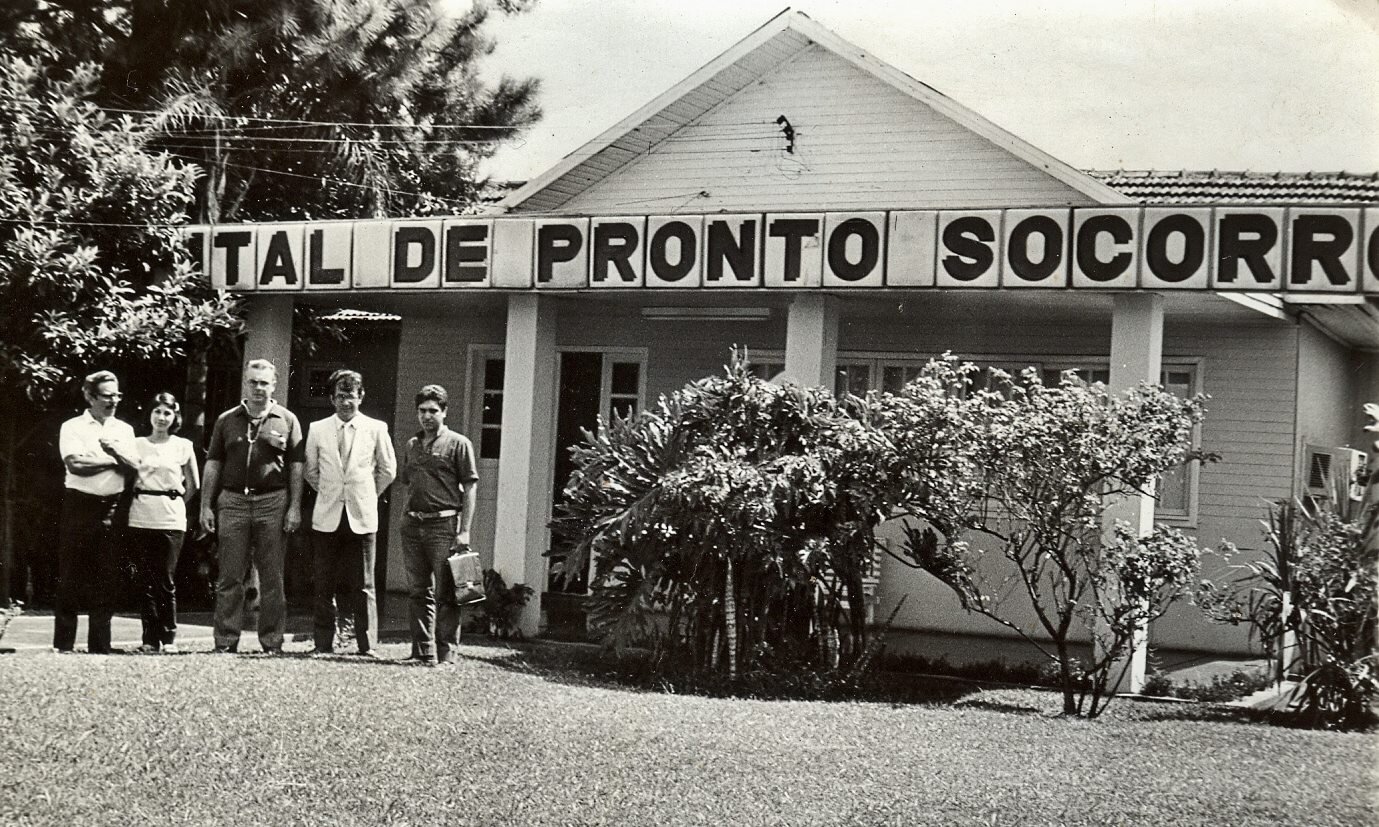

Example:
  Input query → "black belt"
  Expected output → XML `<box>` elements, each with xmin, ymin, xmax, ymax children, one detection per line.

<box><xmin>68</xmin><ymin>490</ymin><xmax>121</xmax><ymax>503</ymax></box>
<box><xmin>135</xmin><ymin>489</ymin><xmax>183</xmax><ymax>499</ymax></box>
<box><xmin>407</xmin><ymin>508</ymin><xmax>459</xmax><ymax>520</ymax></box>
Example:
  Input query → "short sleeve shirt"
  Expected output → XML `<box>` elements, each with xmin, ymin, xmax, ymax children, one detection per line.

<box><xmin>59</xmin><ymin>411</ymin><xmax>136</xmax><ymax>496</ymax></box>
<box><xmin>128</xmin><ymin>436</ymin><xmax>195</xmax><ymax>531</ymax></box>
<box><xmin>206</xmin><ymin>402</ymin><xmax>304</xmax><ymax>493</ymax></box>
<box><xmin>400</xmin><ymin>427</ymin><xmax>478</xmax><ymax>513</ymax></box>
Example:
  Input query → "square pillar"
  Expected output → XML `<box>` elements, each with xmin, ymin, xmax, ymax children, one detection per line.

<box><xmin>1101</xmin><ymin>292</ymin><xmax>1163</xmax><ymax>693</ymax></box>
<box><xmin>493</xmin><ymin>294</ymin><xmax>558</xmax><ymax>637</ymax></box>
<box><xmin>783</xmin><ymin>295</ymin><xmax>840</xmax><ymax>388</ymax></box>
<box><xmin>242</xmin><ymin>295</ymin><xmax>295</xmax><ymax>396</ymax></box>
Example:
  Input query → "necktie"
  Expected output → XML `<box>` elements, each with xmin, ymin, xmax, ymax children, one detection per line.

<box><xmin>338</xmin><ymin>420</ymin><xmax>354</xmax><ymax>465</ymax></box>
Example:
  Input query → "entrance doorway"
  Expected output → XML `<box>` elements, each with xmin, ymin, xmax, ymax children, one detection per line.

<box><xmin>544</xmin><ymin>349</ymin><xmax>644</xmax><ymax>634</ymax></box>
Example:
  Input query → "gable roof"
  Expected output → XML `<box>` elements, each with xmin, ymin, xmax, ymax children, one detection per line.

<box><xmin>1090</xmin><ymin>170</ymin><xmax>1379</xmax><ymax>205</ymax></box>
<box><xmin>497</xmin><ymin>10</ymin><xmax>1129</xmax><ymax>214</ymax></box>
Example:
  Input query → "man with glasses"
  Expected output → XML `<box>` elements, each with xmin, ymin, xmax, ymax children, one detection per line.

<box><xmin>201</xmin><ymin>359</ymin><xmax>304</xmax><ymax>654</ymax></box>
<box><xmin>304</xmin><ymin>369</ymin><xmax>396</xmax><ymax>657</ymax></box>
<box><xmin>54</xmin><ymin>370</ymin><xmax>137</xmax><ymax>653</ymax></box>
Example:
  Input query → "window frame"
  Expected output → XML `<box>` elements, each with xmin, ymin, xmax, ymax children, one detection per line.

<box><xmin>743</xmin><ymin>349</ymin><xmax>1204</xmax><ymax>525</ymax></box>
<box><xmin>1038</xmin><ymin>356</ymin><xmax>1204</xmax><ymax>526</ymax></box>
<box><xmin>465</xmin><ymin>344</ymin><xmax>507</xmax><ymax>467</ymax></box>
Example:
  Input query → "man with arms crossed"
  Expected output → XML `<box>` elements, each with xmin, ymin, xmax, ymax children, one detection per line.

<box><xmin>54</xmin><ymin>370</ymin><xmax>137</xmax><ymax>653</ymax></box>
<box><xmin>200</xmin><ymin>359</ymin><xmax>304</xmax><ymax>654</ymax></box>
<box><xmin>304</xmin><ymin>369</ymin><xmax>396</xmax><ymax>657</ymax></box>
<box><xmin>398</xmin><ymin>384</ymin><xmax>479</xmax><ymax>666</ymax></box>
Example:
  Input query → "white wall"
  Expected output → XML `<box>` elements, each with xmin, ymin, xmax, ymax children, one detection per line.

<box><xmin>558</xmin><ymin>44</ymin><xmax>1094</xmax><ymax>215</ymax></box>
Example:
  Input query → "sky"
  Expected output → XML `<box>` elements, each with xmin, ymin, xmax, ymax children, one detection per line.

<box><xmin>474</xmin><ymin>0</ymin><xmax>1379</xmax><ymax>182</ymax></box>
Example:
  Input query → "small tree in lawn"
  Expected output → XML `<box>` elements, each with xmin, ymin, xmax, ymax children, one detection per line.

<box><xmin>0</xmin><ymin>55</ymin><xmax>239</xmax><ymax>606</ymax></box>
<box><xmin>554</xmin><ymin>350</ymin><xmax>895</xmax><ymax>681</ymax></box>
<box><xmin>882</xmin><ymin>359</ymin><xmax>1211</xmax><ymax>717</ymax></box>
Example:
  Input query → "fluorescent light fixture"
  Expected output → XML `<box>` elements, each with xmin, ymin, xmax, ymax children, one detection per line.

<box><xmin>640</xmin><ymin>306</ymin><xmax>772</xmax><ymax>321</ymax></box>
<box><xmin>1279</xmin><ymin>293</ymin><xmax>1367</xmax><ymax>305</ymax></box>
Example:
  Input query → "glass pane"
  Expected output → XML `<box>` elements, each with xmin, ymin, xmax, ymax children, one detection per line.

<box><xmin>747</xmin><ymin>362</ymin><xmax>785</xmax><ymax>381</ymax></box>
<box><xmin>882</xmin><ymin>366</ymin><xmax>908</xmax><ymax>394</ymax></box>
<box><xmin>611</xmin><ymin>362</ymin><xmax>640</xmax><ymax>395</ymax></box>
<box><xmin>480</xmin><ymin>428</ymin><xmax>501</xmax><ymax>460</ymax></box>
<box><xmin>610</xmin><ymin>398</ymin><xmax>636</xmax><ymax>419</ymax></box>
<box><xmin>1162</xmin><ymin>370</ymin><xmax>1192</xmax><ymax>396</ymax></box>
<box><xmin>484</xmin><ymin>358</ymin><xmax>505</xmax><ymax>390</ymax></box>
<box><xmin>1158</xmin><ymin>464</ymin><xmax>1189</xmax><ymax>514</ymax></box>
<box><xmin>834</xmin><ymin>364</ymin><xmax>870</xmax><ymax>396</ymax></box>
<box><xmin>481</xmin><ymin>392</ymin><xmax>503</xmax><ymax>426</ymax></box>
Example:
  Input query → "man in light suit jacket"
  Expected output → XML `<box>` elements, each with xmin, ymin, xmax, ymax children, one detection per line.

<box><xmin>304</xmin><ymin>369</ymin><xmax>397</xmax><ymax>656</ymax></box>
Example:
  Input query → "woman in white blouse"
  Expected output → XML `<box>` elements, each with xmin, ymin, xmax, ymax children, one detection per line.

<box><xmin>128</xmin><ymin>393</ymin><xmax>199</xmax><ymax>653</ymax></box>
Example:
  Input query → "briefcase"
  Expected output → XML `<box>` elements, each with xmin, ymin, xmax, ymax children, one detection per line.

<box><xmin>446</xmin><ymin>547</ymin><xmax>486</xmax><ymax>605</ymax></box>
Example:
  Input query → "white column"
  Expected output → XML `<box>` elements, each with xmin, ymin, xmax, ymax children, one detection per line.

<box><xmin>243</xmin><ymin>295</ymin><xmax>295</xmax><ymax>397</ymax></box>
<box><xmin>782</xmin><ymin>295</ymin><xmax>840</xmax><ymax>388</ymax></box>
<box><xmin>1102</xmin><ymin>292</ymin><xmax>1163</xmax><ymax>693</ymax></box>
<box><xmin>492</xmin><ymin>293</ymin><xmax>558</xmax><ymax>637</ymax></box>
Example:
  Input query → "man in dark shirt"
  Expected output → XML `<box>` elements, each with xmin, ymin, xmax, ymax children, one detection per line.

<box><xmin>397</xmin><ymin>384</ymin><xmax>479</xmax><ymax>665</ymax></box>
<box><xmin>200</xmin><ymin>359</ymin><xmax>304</xmax><ymax>653</ymax></box>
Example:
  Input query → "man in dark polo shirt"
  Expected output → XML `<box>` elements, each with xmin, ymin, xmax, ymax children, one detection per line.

<box><xmin>199</xmin><ymin>359</ymin><xmax>304</xmax><ymax>653</ymax></box>
<box><xmin>397</xmin><ymin>384</ymin><xmax>479</xmax><ymax>665</ymax></box>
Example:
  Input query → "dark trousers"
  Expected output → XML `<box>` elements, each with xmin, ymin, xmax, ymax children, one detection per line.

<box><xmin>312</xmin><ymin>514</ymin><xmax>378</xmax><ymax>653</ymax></box>
<box><xmin>402</xmin><ymin>514</ymin><xmax>460</xmax><ymax>661</ymax></box>
<box><xmin>54</xmin><ymin>490</ymin><xmax>121</xmax><ymax>653</ymax></box>
<box><xmin>131</xmin><ymin>527</ymin><xmax>183</xmax><ymax>646</ymax></box>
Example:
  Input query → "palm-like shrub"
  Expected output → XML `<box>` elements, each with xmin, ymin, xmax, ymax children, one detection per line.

<box><xmin>554</xmin><ymin>351</ymin><xmax>895</xmax><ymax>679</ymax></box>
<box><xmin>1204</xmin><ymin>499</ymin><xmax>1378</xmax><ymax>729</ymax></box>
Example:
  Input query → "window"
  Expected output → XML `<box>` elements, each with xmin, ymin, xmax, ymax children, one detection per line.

<box><xmin>1041</xmin><ymin>361</ymin><xmax>1201</xmax><ymax>521</ymax></box>
<box><xmin>474</xmin><ymin>355</ymin><xmax>504</xmax><ymax>461</ymax></box>
<box><xmin>881</xmin><ymin>364</ymin><xmax>924</xmax><ymax>394</ymax></box>
<box><xmin>746</xmin><ymin>361</ymin><xmax>784</xmax><ymax>382</ymax></box>
<box><xmin>608</xmin><ymin>360</ymin><xmax>641</xmax><ymax>419</ymax></box>
<box><xmin>834</xmin><ymin>362</ymin><xmax>871</xmax><ymax>397</ymax></box>
<box><xmin>1042</xmin><ymin>366</ymin><xmax>1111</xmax><ymax>386</ymax></box>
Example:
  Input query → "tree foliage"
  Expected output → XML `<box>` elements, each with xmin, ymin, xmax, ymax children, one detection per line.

<box><xmin>0</xmin><ymin>57</ymin><xmax>240</xmax><ymax>403</ymax></box>
<box><xmin>554</xmin><ymin>351</ymin><xmax>895</xmax><ymax>680</ymax></box>
<box><xmin>9</xmin><ymin>0</ymin><xmax>542</xmax><ymax>221</ymax></box>
<box><xmin>879</xmin><ymin>358</ymin><xmax>1212</xmax><ymax>717</ymax></box>
<box><xmin>0</xmin><ymin>54</ymin><xmax>240</xmax><ymax>604</ymax></box>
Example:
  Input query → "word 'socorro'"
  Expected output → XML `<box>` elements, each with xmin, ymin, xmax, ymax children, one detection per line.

<box><xmin>191</xmin><ymin>206</ymin><xmax>1379</xmax><ymax>294</ymax></box>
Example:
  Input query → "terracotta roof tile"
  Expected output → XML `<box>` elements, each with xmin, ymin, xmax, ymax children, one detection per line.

<box><xmin>1085</xmin><ymin>170</ymin><xmax>1379</xmax><ymax>205</ymax></box>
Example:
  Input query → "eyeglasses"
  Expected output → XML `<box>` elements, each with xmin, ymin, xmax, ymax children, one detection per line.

<box><xmin>95</xmin><ymin>393</ymin><xmax>123</xmax><ymax>401</ymax></box>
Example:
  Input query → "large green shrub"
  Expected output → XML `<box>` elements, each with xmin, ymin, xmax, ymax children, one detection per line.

<box><xmin>554</xmin><ymin>351</ymin><xmax>896</xmax><ymax>679</ymax></box>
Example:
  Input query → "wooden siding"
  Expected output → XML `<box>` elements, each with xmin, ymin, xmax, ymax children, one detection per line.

<box><xmin>550</xmin><ymin>44</ymin><xmax>1094</xmax><ymax>215</ymax></box>
<box><xmin>515</xmin><ymin>29</ymin><xmax>814</xmax><ymax>213</ymax></box>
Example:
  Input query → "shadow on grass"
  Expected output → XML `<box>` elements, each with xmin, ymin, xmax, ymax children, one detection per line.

<box><xmin>456</xmin><ymin>635</ymin><xmax>991</xmax><ymax>706</ymax></box>
<box><xmin>453</xmin><ymin>635</ymin><xmax>1371</xmax><ymax>731</ymax></box>
<box><xmin>952</xmin><ymin>697</ymin><xmax>1047</xmax><ymax>716</ymax></box>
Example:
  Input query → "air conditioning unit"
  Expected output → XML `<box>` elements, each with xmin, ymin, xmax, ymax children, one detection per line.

<box><xmin>1303</xmin><ymin>445</ymin><xmax>1368</xmax><ymax>502</ymax></box>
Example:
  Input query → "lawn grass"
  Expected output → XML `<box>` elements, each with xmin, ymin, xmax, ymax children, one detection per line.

<box><xmin>1</xmin><ymin>639</ymin><xmax>1375</xmax><ymax>827</ymax></box>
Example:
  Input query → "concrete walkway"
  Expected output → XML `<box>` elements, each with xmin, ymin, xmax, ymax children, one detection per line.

<box><xmin>1</xmin><ymin>602</ymin><xmax>414</xmax><ymax>654</ymax></box>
